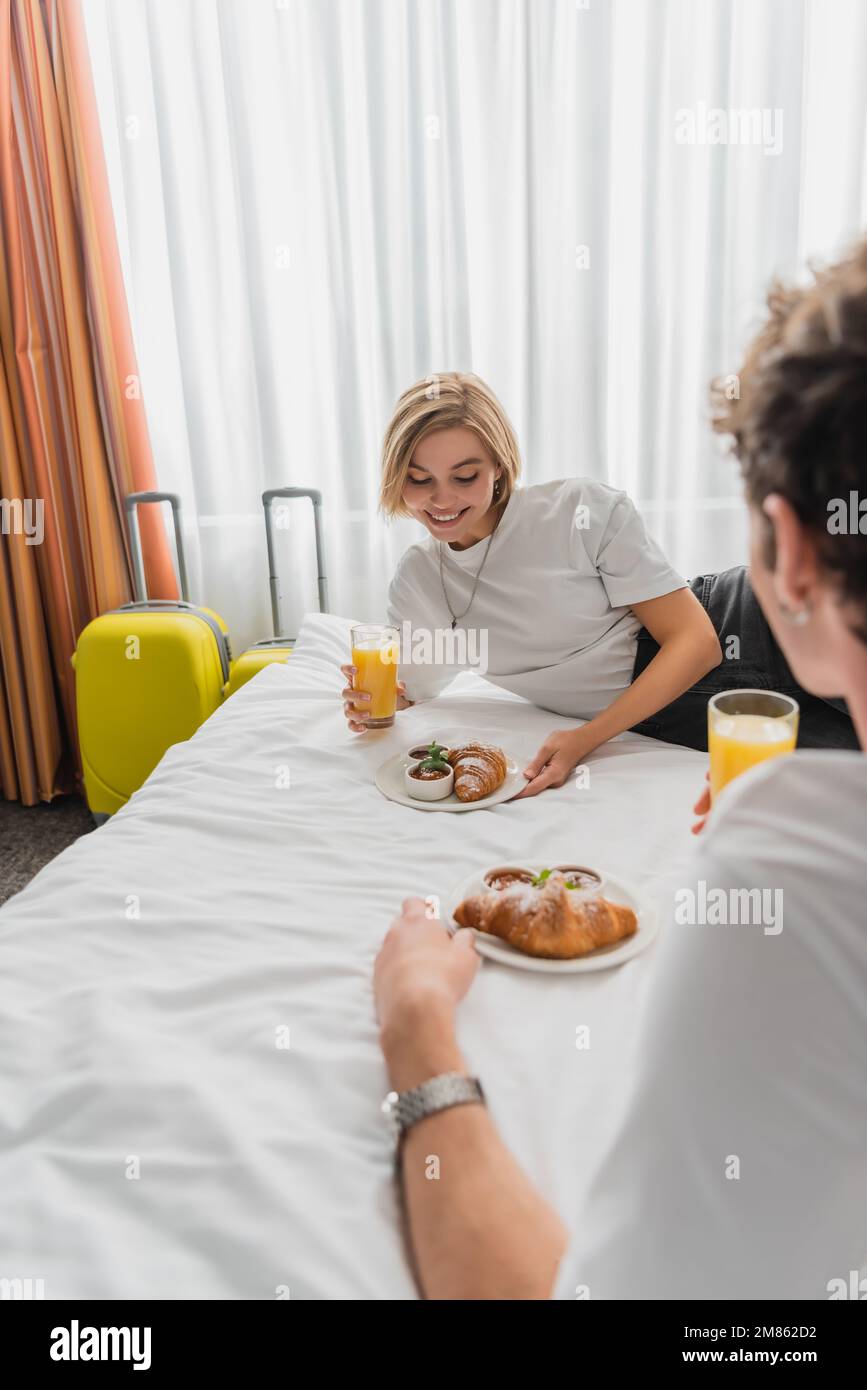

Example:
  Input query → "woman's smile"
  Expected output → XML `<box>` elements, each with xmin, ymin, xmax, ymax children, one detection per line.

<box><xmin>424</xmin><ymin>506</ymin><xmax>472</xmax><ymax>530</ymax></box>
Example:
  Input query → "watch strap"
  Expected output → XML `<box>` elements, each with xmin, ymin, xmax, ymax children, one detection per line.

<box><xmin>383</xmin><ymin>1072</ymin><xmax>485</xmax><ymax>1145</ymax></box>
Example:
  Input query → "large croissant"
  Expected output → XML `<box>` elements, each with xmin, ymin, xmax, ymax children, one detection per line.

<box><xmin>453</xmin><ymin>875</ymin><xmax>637</xmax><ymax>959</ymax></box>
<box><xmin>446</xmin><ymin>743</ymin><xmax>507</xmax><ymax>802</ymax></box>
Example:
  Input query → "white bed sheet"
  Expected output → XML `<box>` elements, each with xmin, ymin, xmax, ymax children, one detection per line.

<box><xmin>0</xmin><ymin>613</ymin><xmax>705</xmax><ymax>1299</ymax></box>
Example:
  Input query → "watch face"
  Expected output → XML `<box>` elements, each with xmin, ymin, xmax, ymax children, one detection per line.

<box><xmin>381</xmin><ymin>1091</ymin><xmax>401</xmax><ymax>1143</ymax></box>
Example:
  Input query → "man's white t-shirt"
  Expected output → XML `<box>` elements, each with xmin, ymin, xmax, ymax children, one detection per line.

<box><xmin>386</xmin><ymin>478</ymin><xmax>685</xmax><ymax>720</ymax></box>
<box><xmin>553</xmin><ymin>750</ymin><xmax>867</xmax><ymax>1300</ymax></box>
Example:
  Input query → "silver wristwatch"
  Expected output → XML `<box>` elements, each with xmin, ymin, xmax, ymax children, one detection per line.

<box><xmin>381</xmin><ymin>1071</ymin><xmax>485</xmax><ymax>1149</ymax></box>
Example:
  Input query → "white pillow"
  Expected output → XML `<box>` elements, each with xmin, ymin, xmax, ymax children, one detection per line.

<box><xmin>293</xmin><ymin>611</ymin><xmax>359</xmax><ymax>668</ymax></box>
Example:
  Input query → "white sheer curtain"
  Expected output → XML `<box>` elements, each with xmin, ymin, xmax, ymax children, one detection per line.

<box><xmin>81</xmin><ymin>0</ymin><xmax>867</xmax><ymax>650</ymax></box>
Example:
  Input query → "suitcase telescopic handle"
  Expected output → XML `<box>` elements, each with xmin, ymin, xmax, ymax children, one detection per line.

<box><xmin>125</xmin><ymin>492</ymin><xmax>190</xmax><ymax>603</ymax></box>
<box><xmin>261</xmin><ymin>488</ymin><xmax>329</xmax><ymax>639</ymax></box>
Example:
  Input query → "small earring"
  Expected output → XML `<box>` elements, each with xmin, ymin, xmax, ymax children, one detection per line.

<box><xmin>780</xmin><ymin>601</ymin><xmax>810</xmax><ymax>626</ymax></box>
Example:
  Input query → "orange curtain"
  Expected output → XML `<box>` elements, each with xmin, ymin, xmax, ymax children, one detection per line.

<box><xmin>0</xmin><ymin>0</ymin><xmax>176</xmax><ymax>806</ymax></box>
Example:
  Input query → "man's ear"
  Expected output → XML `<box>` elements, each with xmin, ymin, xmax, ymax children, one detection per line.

<box><xmin>762</xmin><ymin>493</ymin><xmax>818</xmax><ymax>611</ymax></box>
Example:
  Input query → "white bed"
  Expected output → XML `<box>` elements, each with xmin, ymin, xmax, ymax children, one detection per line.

<box><xmin>0</xmin><ymin>613</ymin><xmax>705</xmax><ymax>1299</ymax></box>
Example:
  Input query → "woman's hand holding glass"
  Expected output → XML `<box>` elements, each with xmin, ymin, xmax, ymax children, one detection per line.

<box><xmin>340</xmin><ymin>663</ymin><xmax>413</xmax><ymax>732</ymax></box>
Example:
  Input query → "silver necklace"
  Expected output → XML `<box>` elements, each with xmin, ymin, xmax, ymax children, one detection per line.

<box><xmin>439</xmin><ymin>526</ymin><xmax>497</xmax><ymax>630</ymax></box>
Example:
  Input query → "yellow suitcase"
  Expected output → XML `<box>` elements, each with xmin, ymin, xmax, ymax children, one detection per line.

<box><xmin>225</xmin><ymin>486</ymin><xmax>328</xmax><ymax>696</ymax></box>
<box><xmin>73</xmin><ymin>492</ymin><xmax>232</xmax><ymax>823</ymax></box>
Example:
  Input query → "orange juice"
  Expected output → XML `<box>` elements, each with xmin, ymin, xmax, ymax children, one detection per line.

<box><xmin>708</xmin><ymin>713</ymin><xmax>797</xmax><ymax>800</ymax></box>
<box><xmin>351</xmin><ymin>625</ymin><xmax>399</xmax><ymax>728</ymax></box>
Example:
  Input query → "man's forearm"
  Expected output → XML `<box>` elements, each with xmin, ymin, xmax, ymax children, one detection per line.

<box><xmin>381</xmin><ymin>999</ymin><xmax>569</xmax><ymax>1300</ymax></box>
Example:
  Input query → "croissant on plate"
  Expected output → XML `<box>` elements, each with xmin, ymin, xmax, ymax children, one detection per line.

<box><xmin>446</xmin><ymin>743</ymin><xmax>508</xmax><ymax>802</ymax></box>
<box><xmin>453</xmin><ymin>874</ymin><xmax>637</xmax><ymax>959</ymax></box>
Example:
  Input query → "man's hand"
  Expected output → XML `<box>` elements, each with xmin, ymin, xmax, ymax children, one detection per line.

<box><xmin>374</xmin><ymin>898</ymin><xmax>480</xmax><ymax>1044</ymax></box>
<box><xmin>691</xmin><ymin>772</ymin><xmax>711</xmax><ymax>834</ymax></box>
<box><xmin>516</xmin><ymin>728</ymin><xmax>590</xmax><ymax>799</ymax></box>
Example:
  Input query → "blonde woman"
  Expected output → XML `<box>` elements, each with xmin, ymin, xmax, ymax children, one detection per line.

<box><xmin>341</xmin><ymin>374</ymin><xmax>855</xmax><ymax>794</ymax></box>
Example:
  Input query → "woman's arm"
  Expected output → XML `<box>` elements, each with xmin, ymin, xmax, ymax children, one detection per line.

<box><xmin>384</xmin><ymin>566</ymin><xmax>462</xmax><ymax>705</ymax></box>
<box><xmin>519</xmin><ymin>587</ymin><xmax>721</xmax><ymax>796</ymax></box>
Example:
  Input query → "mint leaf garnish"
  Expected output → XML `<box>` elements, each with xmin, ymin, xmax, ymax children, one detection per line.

<box><xmin>419</xmin><ymin>756</ymin><xmax>449</xmax><ymax>772</ymax></box>
<box><xmin>531</xmin><ymin>867</ymin><xmax>578</xmax><ymax>889</ymax></box>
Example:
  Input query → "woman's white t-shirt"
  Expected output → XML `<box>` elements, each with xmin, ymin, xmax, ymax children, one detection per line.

<box><xmin>553</xmin><ymin>750</ymin><xmax>867</xmax><ymax>1300</ymax></box>
<box><xmin>386</xmin><ymin>478</ymin><xmax>685</xmax><ymax>720</ymax></box>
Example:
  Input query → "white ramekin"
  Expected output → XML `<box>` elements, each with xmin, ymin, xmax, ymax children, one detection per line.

<box><xmin>405</xmin><ymin>763</ymin><xmax>454</xmax><ymax>801</ymax></box>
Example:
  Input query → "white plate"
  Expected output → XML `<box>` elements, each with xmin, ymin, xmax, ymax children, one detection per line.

<box><xmin>375</xmin><ymin>749</ymin><xmax>523</xmax><ymax>812</ymax></box>
<box><xmin>442</xmin><ymin>865</ymin><xmax>658</xmax><ymax>973</ymax></box>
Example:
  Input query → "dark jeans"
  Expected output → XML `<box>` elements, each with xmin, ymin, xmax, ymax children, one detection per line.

<box><xmin>630</xmin><ymin>567</ymin><xmax>858</xmax><ymax>751</ymax></box>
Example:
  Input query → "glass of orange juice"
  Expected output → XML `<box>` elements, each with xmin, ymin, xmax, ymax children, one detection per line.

<box><xmin>350</xmin><ymin>624</ymin><xmax>400</xmax><ymax>729</ymax></box>
<box><xmin>708</xmin><ymin>689</ymin><xmax>799</xmax><ymax>801</ymax></box>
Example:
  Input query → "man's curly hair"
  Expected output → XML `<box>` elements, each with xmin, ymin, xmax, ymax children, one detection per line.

<box><xmin>712</xmin><ymin>238</ymin><xmax>867</xmax><ymax>642</ymax></box>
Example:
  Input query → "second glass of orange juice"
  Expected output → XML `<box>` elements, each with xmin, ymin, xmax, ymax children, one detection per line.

<box><xmin>350</xmin><ymin>624</ymin><xmax>400</xmax><ymax>729</ymax></box>
<box><xmin>708</xmin><ymin>689</ymin><xmax>798</xmax><ymax>801</ymax></box>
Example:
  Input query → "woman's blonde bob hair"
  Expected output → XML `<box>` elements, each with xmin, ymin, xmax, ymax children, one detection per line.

<box><xmin>379</xmin><ymin>372</ymin><xmax>522</xmax><ymax>518</ymax></box>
